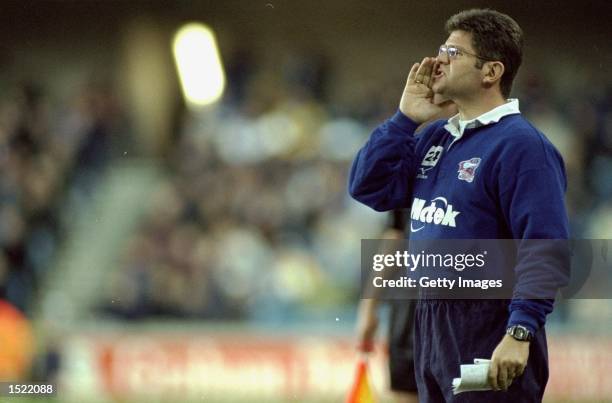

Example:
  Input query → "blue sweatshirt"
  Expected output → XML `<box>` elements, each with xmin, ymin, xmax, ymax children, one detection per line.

<box><xmin>349</xmin><ymin>105</ymin><xmax>570</xmax><ymax>334</ymax></box>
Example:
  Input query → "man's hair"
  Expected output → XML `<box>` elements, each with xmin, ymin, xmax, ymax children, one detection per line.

<box><xmin>445</xmin><ymin>9</ymin><xmax>523</xmax><ymax>98</ymax></box>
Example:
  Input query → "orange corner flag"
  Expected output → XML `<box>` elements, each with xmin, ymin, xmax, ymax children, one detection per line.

<box><xmin>346</xmin><ymin>358</ymin><xmax>377</xmax><ymax>403</ymax></box>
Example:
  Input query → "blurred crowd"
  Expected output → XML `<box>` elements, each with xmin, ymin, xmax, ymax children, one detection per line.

<box><xmin>102</xmin><ymin>52</ymin><xmax>384</xmax><ymax>321</ymax></box>
<box><xmin>1</xmin><ymin>51</ymin><xmax>611</xmax><ymax>322</ymax></box>
<box><xmin>0</xmin><ymin>80</ymin><xmax>126</xmax><ymax>313</ymax></box>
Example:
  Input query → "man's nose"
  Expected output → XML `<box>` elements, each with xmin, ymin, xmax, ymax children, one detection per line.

<box><xmin>436</xmin><ymin>54</ymin><xmax>448</xmax><ymax>65</ymax></box>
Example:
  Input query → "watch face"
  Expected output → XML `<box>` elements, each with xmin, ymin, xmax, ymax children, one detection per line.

<box><xmin>508</xmin><ymin>326</ymin><xmax>531</xmax><ymax>341</ymax></box>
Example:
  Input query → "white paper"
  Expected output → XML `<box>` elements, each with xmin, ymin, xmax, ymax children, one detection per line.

<box><xmin>452</xmin><ymin>358</ymin><xmax>492</xmax><ymax>395</ymax></box>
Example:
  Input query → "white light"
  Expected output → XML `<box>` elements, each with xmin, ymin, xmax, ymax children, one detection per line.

<box><xmin>172</xmin><ymin>23</ymin><xmax>226</xmax><ymax>108</ymax></box>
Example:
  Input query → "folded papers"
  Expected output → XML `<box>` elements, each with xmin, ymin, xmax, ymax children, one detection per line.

<box><xmin>452</xmin><ymin>358</ymin><xmax>492</xmax><ymax>395</ymax></box>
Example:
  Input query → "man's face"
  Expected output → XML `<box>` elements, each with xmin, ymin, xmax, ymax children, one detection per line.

<box><xmin>432</xmin><ymin>30</ymin><xmax>484</xmax><ymax>99</ymax></box>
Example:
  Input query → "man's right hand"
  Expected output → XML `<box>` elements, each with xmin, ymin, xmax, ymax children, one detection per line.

<box><xmin>399</xmin><ymin>57</ymin><xmax>454</xmax><ymax>123</ymax></box>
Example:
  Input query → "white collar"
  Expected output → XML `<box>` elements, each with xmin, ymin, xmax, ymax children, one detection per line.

<box><xmin>444</xmin><ymin>98</ymin><xmax>521</xmax><ymax>140</ymax></box>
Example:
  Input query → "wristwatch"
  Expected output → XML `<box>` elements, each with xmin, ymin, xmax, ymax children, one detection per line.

<box><xmin>506</xmin><ymin>325</ymin><xmax>533</xmax><ymax>342</ymax></box>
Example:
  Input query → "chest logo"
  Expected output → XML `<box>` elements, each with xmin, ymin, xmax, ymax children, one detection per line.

<box><xmin>410</xmin><ymin>196</ymin><xmax>460</xmax><ymax>232</ymax></box>
<box><xmin>457</xmin><ymin>158</ymin><xmax>481</xmax><ymax>183</ymax></box>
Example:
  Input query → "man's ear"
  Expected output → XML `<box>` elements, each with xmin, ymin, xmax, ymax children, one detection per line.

<box><xmin>482</xmin><ymin>61</ymin><xmax>505</xmax><ymax>86</ymax></box>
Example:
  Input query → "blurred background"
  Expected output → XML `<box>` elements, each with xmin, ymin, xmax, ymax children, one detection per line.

<box><xmin>0</xmin><ymin>1</ymin><xmax>610</xmax><ymax>402</ymax></box>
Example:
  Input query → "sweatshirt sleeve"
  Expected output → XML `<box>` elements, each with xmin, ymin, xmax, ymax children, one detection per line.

<box><xmin>348</xmin><ymin>110</ymin><xmax>421</xmax><ymax>212</ymax></box>
<box><xmin>497</xmin><ymin>131</ymin><xmax>571</xmax><ymax>334</ymax></box>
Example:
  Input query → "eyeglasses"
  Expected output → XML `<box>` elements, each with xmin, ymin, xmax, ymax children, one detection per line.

<box><xmin>438</xmin><ymin>44</ymin><xmax>495</xmax><ymax>62</ymax></box>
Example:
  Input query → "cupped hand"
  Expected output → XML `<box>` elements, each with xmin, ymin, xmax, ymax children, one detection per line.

<box><xmin>399</xmin><ymin>57</ymin><xmax>452</xmax><ymax>123</ymax></box>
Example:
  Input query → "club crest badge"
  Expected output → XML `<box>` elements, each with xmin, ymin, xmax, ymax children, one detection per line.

<box><xmin>457</xmin><ymin>158</ymin><xmax>481</xmax><ymax>183</ymax></box>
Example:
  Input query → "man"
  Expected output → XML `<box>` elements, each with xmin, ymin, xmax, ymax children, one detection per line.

<box><xmin>349</xmin><ymin>9</ymin><xmax>569</xmax><ymax>403</ymax></box>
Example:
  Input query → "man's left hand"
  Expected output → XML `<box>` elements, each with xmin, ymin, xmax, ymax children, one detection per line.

<box><xmin>488</xmin><ymin>334</ymin><xmax>530</xmax><ymax>391</ymax></box>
